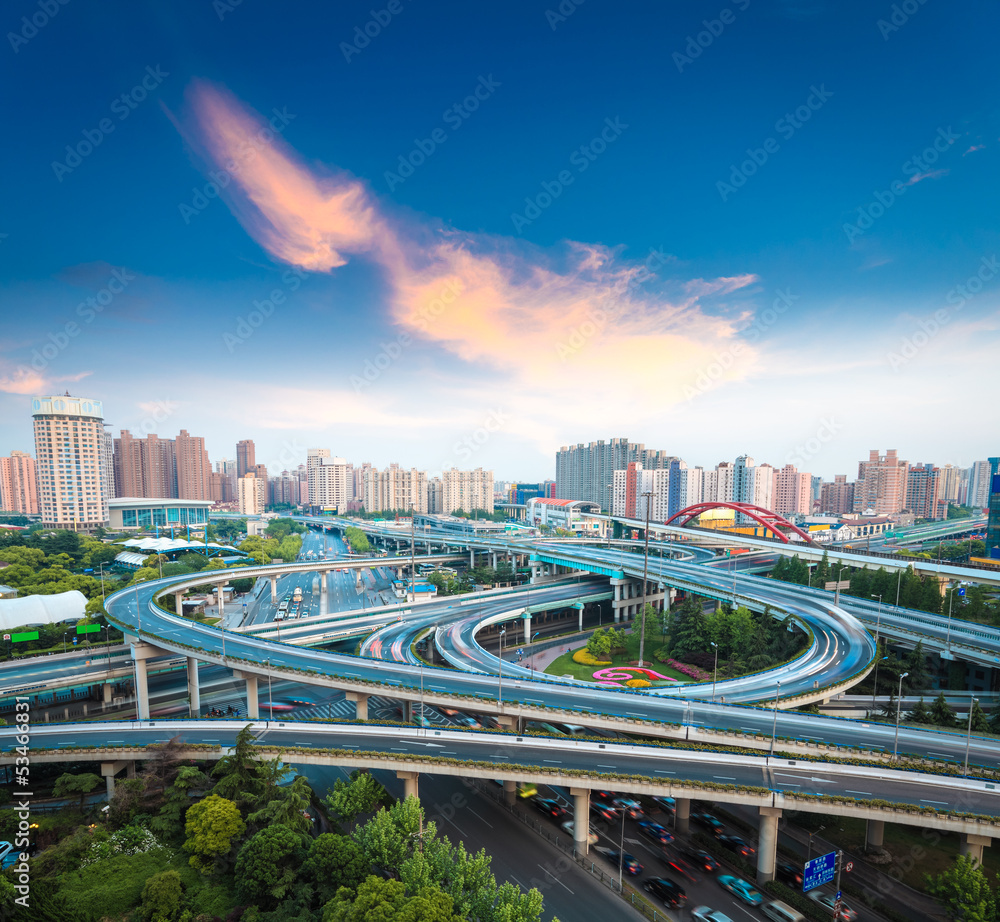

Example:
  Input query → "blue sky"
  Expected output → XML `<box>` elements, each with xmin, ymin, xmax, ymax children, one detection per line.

<box><xmin>1</xmin><ymin>0</ymin><xmax>997</xmax><ymax>480</ymax></box>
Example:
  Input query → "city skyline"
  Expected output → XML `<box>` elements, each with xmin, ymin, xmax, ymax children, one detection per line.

<box><xmin>0</xmin><ymin>1</ymin><xmax>997</xmax><ymax>477</ymax></box>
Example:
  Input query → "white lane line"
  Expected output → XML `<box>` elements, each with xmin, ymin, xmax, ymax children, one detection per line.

<box><xmin>538</xmin><ymin>864</ymin><xmax>574</xmax><ymax>894</ymax></box>
<box><xmin>928</xmin><ymin>752</ymin><xmax>952</xmax><ymax>758</ymax></box>
<box><xmin>467</xmin><ymin>808</ymin><xmax>493</xmax><ymax>827</ymax></box>
<box><xmin>598</xmin><ymin>764</ymin><xmax>617</xmax><ymax>769</ymax></box>
<box><xmin>543</xmin><ymin>760</ymin><xmax>561</xmax><ymax>764</ymax></box>
<box><xmin>921</xmin><ymin>799</ymin><xmax>948</xmax><ymax>805</ymax></box>
<box><xmin>714</xmin><ymin>776</ymin><xmax>737</xmax><ymax>781</ymax></box>
<box><xmin>655</xmin><ymin>770</ymin><xmax>675</xmax><ymax>774</ymax></box>
<box><xmin>778</xmin><ymin>783</ymin><xmax>800</xmax><ymax>787</ymax></box>
<box><xmin>846</xmin><ymin>790</ymin><xmax>872</xmax><ymax>796</ymax></box>
<box><xmin>510</xmin><ymin>875</ymin><xmax>526</xmax><ymax>890</ymax></box>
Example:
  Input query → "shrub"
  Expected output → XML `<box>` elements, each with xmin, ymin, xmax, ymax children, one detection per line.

<box><xmin>626</xmin><ymin>679</ymin><xmax>651</xmax><ymax>688</ymax></box>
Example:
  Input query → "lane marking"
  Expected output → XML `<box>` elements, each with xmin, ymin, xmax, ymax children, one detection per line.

<box><xmin>467</xmin><ymin>808</ymin><xmax>493</xmax><ymax>828</ymax></box>
<box><xmin>543</xmin><ymin>760</ymin><xmax>561</xmax><ymax>764</ymax></box>
<box><xmin>921</xmin><ymin>799</ymin><xmax>948</xmax><ymax>805</ymax></box>
<box><xmin>598</xmin><ymin>764</ymin><xmax>617</xmax><ymax>768</ymax></box>
<box><xmin>538</xmin><ymin>864</ymin><xmax>574</xmax><ymax>894</ymax></box>
<box><xmin>714</xmin><ymin>776</ymin><xmax>736</xmax><ymax>781</ymax></box>
<box><xmin>846</xmin><ymin>790</ymin><xmax>872</xmax><ymax>796</ymax></box>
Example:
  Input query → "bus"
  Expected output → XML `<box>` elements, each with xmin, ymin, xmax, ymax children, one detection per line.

<box><xmin>292</xmin><ymin>587</ymin><xmax>303</xmax><ymax>602</ymax></box>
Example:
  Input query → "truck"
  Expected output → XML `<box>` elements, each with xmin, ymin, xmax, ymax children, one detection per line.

<box><xmin>292</xmin><ymin>587</ymin><xmax>303</xmax><ymax>602</ymax></box>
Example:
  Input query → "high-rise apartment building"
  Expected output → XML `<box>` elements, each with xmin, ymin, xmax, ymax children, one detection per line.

<box><xmin>362</xmin><ymin>464</ymin><xmax>428</xmax><ymax>513</ymax></box>
<box><xmin>427</xmin><ymin>477</ymin><xmax>443</xmax><ymax>513</ymax></box>
<box><xmin>906</xmin><ymin>463</ymin><xmax>942</xmax><ymax>520</ymax></box>
<box><xmin>441</xmin><ymin>468</ymin><xmax>494</xmax><ymax>514</ymax></box>
<box><xmin>986</xmin><ymin>458</ymin><xmax>1000</xmax><ymax>553</ymax></box>
<box><xmin>612</xmin><ymin>462</ymin><xmax>670</xmax><ymax>521</ymax></box>
<box><xmin>556</xmin><ymin>438</ymin><xmax>652</xmax><ymax>506</ymax></box>
<box><xmin>100</xmin><ymin>425</ymin><xmax>115</xmax><ymax>519</ymax></box>
<box><xmin>175</xmin><ymin>430</ymin><xmax>211</xmax><ymax>500</ymax></box>
<box><xmin>0</xmin><ymin>451</ymin><xmax>39</xmax><ymax>515</ymax></box>
<box><xmin>968</xmin><ymin>460</ymin><xmax>992</xmax><ymax>508</ymax></box>
<box><xmin>236</xmin><ymin>440</ymin><xmax>255</xmax><ymax>479</ymax></box>
<box><xmin>237</xmin><ymin>472</ymin><xmax>266</xmax><ymax>515</ymax></box>
<box><xmin>937</xmin><ymin>464</ymin><xmax>967</xmax><ymax>506</ymax></box>
<box><xmin>853</xmin><ymin>449</ymin><xmax>909</xmax><ymax>516</ymax></box>
<box><xmin>32</xmin><ymin>394</ymin><xmax>108</xmax><ymax>531</ymax></box>
<box><xmin>819</xmin><ymin>475</ymin><xmax>855</xmax><ymax>515</ymax></box>
<box><xmin>307</xmin><ymin>449</ymin><xmax>351</xmax><ymax>511</ymax></box>
<box><xmin>667</xmin><ymin>459</ymin><xmax>702</xmax><ymax>518</ymax></box>
<box><xmin>773</xmin><ymin>464</ymin><xmax>813</xmax><ymax>516</ymax></box>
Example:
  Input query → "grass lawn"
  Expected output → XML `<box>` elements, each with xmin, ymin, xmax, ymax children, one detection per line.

<box><xmin>543</xmin><ymin>631</ymin><xmax>690</xmax><ymax>685</ymax></box>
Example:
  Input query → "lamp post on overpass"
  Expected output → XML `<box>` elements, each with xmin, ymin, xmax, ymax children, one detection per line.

<box><xmin>498</xmin><ymin>628</ymin><xmax>506</xmax><ymax>707</ymax></box>
<box><xmin>710</xmin><ymin>642</ymin><xmax>718</xmax><ymax>703</ymax></box>
<box><xmin>834</xmin><ymin>566</ymin><xmax>848</xmax><ymax>607</ymax></box>
<box><xmin>638</xmin><ymin>491</ymin><xmax>652</xmax><ymax>667</ymax></box>
<box><xmin>965</xmin><ymin>696</ymin><xmax>979</xmax><ymax>777</ymax></box>
<box><xmin>769</xmin><ymin>679</ymin><xmax>781</xmax><ymax>755</ymax></box>
<box><xmin>893</xmin><ymin>672</ymin><xmax>909</xmax><ymax>761</ymax></box>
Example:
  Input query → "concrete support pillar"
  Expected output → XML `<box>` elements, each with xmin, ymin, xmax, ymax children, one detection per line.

<box><xmin>574</xmin><ymin>602</ymin><xmax>584</xmax><ymax>632</ymax></box>
<box><xmin>320</xmin><ymin>572</ymin><xmax>328</xmax><ymax>595</ymax></box>
<box><xmin>216</xmin><ymin>584</ymin><xmax>226</xmax><ymax>615</ymax></box>
<box><xmin>674</xmin><ymin>797</ymin><xmax>690</xmax><ymax>834</ymax></box>
<box><xmin>101</xmin><ymin>759</ymin><xmax>128</xmax><ymax>796</ymax></box>
<box><xmin>103</xmin><ymin>682</ymin><xmax>112</xmax><ymax>704</ymax></box>
<box><xmin>756</xmin><ymin>807</ymin><xmax>782</xmax><ymax>884</ymax></box>
<box><xmin>492</xmin><ymin>553</ymin><xmax>498</xmax><ymax>569</ymax></box>
<box><xmin>397</xmin><ymin>771</ymin><xmax>419</xmax><ymax>801</ymax></box>
<box><xmin>245</xmin><ymin>674</ymin><xmax>259</xmax><ymax>719</ymax></box>
<box><xmin>174</xmin><ymin>591</ymin><xmax>185</xmax><ymax>615</ymax></box>
<box><xmin>126</xmin><ymin>761</ymin><xmax>137</xmax><ymax>779</ymax></box>
<box><xmin>960</xmin><ymin>834</ymin><xmax>991</xmax><ymax>865</ymax></box>
<box><xmin>346</xmin><ymin>691</ymin><xmax>368</xmax><ymax>720</ymax></box>
<box><xmin>270</xmin><ymin>576</ymin><xmax>278</xmax><ymax>603</ymax></box>
<box><xmin>402</xmin><ymin>700</ymin><xmax>413</xmax><ymax>723</ymax></box>
<box><xmin>865</xmin><ymin>819</ymin><xmax>885</xmax><ymax>852</ymax></box>
<box><xmin>470</xmin><ymin>547</ymin><xmax>475</xmax><ymax>567</ymax></box>
<box><xmin>135</xmin><ymin>656</ymin><xmax>149</xmax><ymax>720</ymax></box>
<box><xmin>503</xmin><ymin>779</ymin><xmax>516</xmax><ymax>805</ymax></box>
<box><xmin>570</xmin><ymin>787</ymin><xmax>590</xmax><ymax>855</ymax></box>
<box><xmin>523</xmin><ymin>613</ymin><xmax>531</xmax><ymax>645</ymax></box>
<box><xmin>187</xmin><ymin>657</ymin><xmax>200</xmax><ymax>717</ymax></box>
<box><xmin>496</xmin><ymin>714</ymin><xmax>517</xmax><ymax>730</ymax></box>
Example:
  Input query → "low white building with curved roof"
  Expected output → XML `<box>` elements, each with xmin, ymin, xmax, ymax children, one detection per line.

<box><xmin>0</xmin><ymin>590</ymin><xmax>87</xmax><ymax>631</ymax></box>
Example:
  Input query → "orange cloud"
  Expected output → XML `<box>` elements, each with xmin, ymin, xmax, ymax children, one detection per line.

<box><xmin>180</xmin><ymin>83</ymin><xmax>760</xmax><ymax>397</ymax></box>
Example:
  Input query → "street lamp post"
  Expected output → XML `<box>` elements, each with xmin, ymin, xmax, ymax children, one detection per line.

<box><xmin>419</xmin><ymin>658</ymin><xmax>424</xmax><ymax>728</ymax></box>
<box><xmin>97</xmin><ymin>562</ymin><xmax>107</xmax><ymax>604</ymax></box>
<box><xmin>618</xmin><ymin>808</ymin><xmax>626</xmax><ymax>892</ymax></box>
<box><xmin>895</xmin><ymin>567</ymin><xmax>903</xmax><ymax>611</ymax></box>
<box><xmin>946</xmin><ymin>584</ymin><xmax>956</xmax><ymax>652</ymax></box>
<box><xmin>498</xmin><ymin>628</ymin><xmax>506</xmax><ymax>707</ymax></box>
<box><xmin>893</xmin><ymin>672</ymin><xmax>909</xmax><ymax>761</ymax></box>
<box><xmin>871</xmin><ymin>593</ymin><xmax>883</xmax><ymax>709</ymax></box>
<box><xmin>710</xmin><ymin>641</ymin><xmax>719</xmax><ymax>703</ymax></box>
<box><xmin>770</xmin><ymin>679</ymin><xmax>781</xmax><ymax>755</ymax></box>
<box><xmin>806</xmin><ymin>826</ymin><xmax>826</xmax><ymax>862</ymax></box>
<box><xmin>266</xmin><ymin>658</ymin><xmax>273</xmax><ymax>714</ymax></box>
<box><xmin>834</xmin><ymin>566</ymin><xmax>848</xmax><ymax>607</ymax></box>
<box><xmin>638</xmin><ymin>491</ymin><xmax>652</xmax><ymax>667</ymax></box>
<box><xmin>965</xmin><ymin>696</ymin><xmax>978</xmax><ymax>777</ymax></box>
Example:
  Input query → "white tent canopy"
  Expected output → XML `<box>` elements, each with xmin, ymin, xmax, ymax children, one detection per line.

<box><xmin>121</xmin><ymin>537</ymin><xmax>238</xmax><ymax>554</ymax></box>
<box><xmin>0</xmin><ymin>590</ymin><xmax>87</xmax><ymax>630</ymax></box>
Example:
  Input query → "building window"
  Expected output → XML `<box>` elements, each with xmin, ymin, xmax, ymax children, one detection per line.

<box><xmin>153</xmin><ymin>508</ymin><xmax>166</xmax><ymax>526</ymax></box>
<box><xmin>137</xmin><ymin>509</ymin><xmax>152</xmax><ymax>529</ymax></box>
<box><xmin>167</xmin><ymin>507</ymin><xmax>179</xmax><ymax>523</ymax></box>
<box><xmin>122</xmin><ymin>509</ymin><xmax>137</xmax><ymax>527</ymax></box>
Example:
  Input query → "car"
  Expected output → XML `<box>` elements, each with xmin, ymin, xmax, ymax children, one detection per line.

<box><xmin>692</xmin><ymin>812</ymin><xmax>725</xmax><ymax>836</ymax></box>
<box><xmin>692</xmin><ymin>907</ymin><xmax>735</xmax><ymax>922</ymax></box>
<box><xmin>612</xmin><ymin>797</ymin><xmax>644</xmax><ymax>818</ymax></box>
<box><xmin>560</xmin><ymin>821</ymin><xmax>598</xmax><ymax>846</ymax></box>
<box><xmin>590</xmin><ymin>802</ymin><xmax>618</xmax><ymax>822</ymax></box>
<box><xmin>776</xmin><ymin>862</ymin><xmax>804</xmax><ymax>889</ymax></box>
<box><xmin>0</xmin><ymin>842</ymin><xmax>18</xmax><ymax>869</ymax></box>
<box><xmin>637</xmin><ymin>820</ymin><xmax>674</xmax><ymax>846</ymax></box>
<box><xmin>680</xmin><ymin>846</ymin><xmax>720</xmax><ymax>872</ymax></box>
<box><xmin>718</xmin><ymin>875</ymin><xmax>763</xmax><ymax>906</ymax></box>
<box><xmin>592</xmin><ymin>790</ymin><xmax>616</xmax><ymax>804</ymax></box>
<box><xmin>718</xmin><ymin>834</ymin><xmax>756</xmax><ymax>858</ymax></box>
<box><xmin>599</xmin><ymin>848</ymin><xmax>643</xmax><ymax>876</ymax></box>
<box><xmin>652</xmin><ymin>795</ymin><xmax>676</xmax><ymax>815</ymax></box>
<box><xmin>531</xmin><ymin>798</ymin><xmax>568</xmax><ymax>821</ymax></box>
<box><xmin>808</xmin><ymin>890</ymin><xmax>859</xmax><ymax>922</ymax></box>
<box><xmin>642</xmin><ymin>877</ymin><xmax>687</xmax><ymax>908</ymax></box>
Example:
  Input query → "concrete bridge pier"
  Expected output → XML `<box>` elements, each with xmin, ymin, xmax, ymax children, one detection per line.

<box><xmin>961</xmin><ymin>833</ymin><xmax>991</xmax><ymax>865</ymax></box>
<box><xmin>865</xmin><ymin>819</ymin><xmax>884</xmax><ymax>852</ymax></box>
<box><xmin>674</xmin><ymin>797</ymin><xmax>690</xmax><ymax>834</ymax></box>
<box><xmin>573</xmin><ymin>602</ymin><xmax>584</xmax><ymax>632</ymax></box>
<box><xmin>173</xmin><ymin>591</ymin><xmax>185</xmax><ymax>615</ymax></box>
<box><xmin>270</xmin><ymin>576</ymin><xmax>278</xmax><ymax>604</ymax></box>
<box><xmin>187</xmin><ymin>657</ymin><xmax>200</xmax><ymax>717</ymax></box>
<box><xmin>100</xmin><ymin>760</ymin><xmax>136</xmax><ymax>796</ymax></box>
<box><xmin>232</xmin><ymin>670</ymin><xmax>259</xmax><ymax>719</ymax></box>
<box><xmin>346</xmin><ymin>692</ymin><xmax>368</xmax><ymax>721</ymax></box>
<box><xmin>756</xmin><ymin>807</ymin><xmax>782</xmax><ymax>884</ymax></box>
<box><xmin>522</xmin><ymin>612</ymin><xmax>531</xmax><ymax>644</ymax></box>
<box><xmin>503</xmin><ymin>779</ymin><xmax>516</xmax><ymax>805</ymax></box>
<box><xmin>397</xmin><ymin>771</ymin><xmax>419</xmax><ymax>801</ymax></box>
<box><xmin>570</xmin><ymin>787</ymin><xmax>590</xmax><ymax>855</ymax></box>
<box><xmin>215</xmin><ymin>583</ymin><xmax>226</xmax><ymax>615</ymax></box>
<box><xmin>491</xmin><ymin>553</ymin><xmax>498</xmax><ymax>569</ymax></box>
<box><xmin>401</xmin><ymin>700</ymin><xmax>413</xmax><ymax>723</ymax></box>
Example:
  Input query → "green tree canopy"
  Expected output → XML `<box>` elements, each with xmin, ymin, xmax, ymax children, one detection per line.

<box><xmin>183</xmin><ymin>793</ymin><xmax>246</xmax><ymax>873</ymax></box>
<box><xmin>140</xmin><ymin>869</ymin><xmax>184</xmax><ymax>922</ymax></box>
<box><xmin>302</xmin><ymin>834</ymin><xmax>369</xmax><ymax>904</ymax></box>
<box><xmin>235</xmin><ymin>824</ymin><xmax>309</xmax><ymax>907</ymax></box>
<box><xmin>925</xmin><ymin>854</ymin><xmax>997</xmax><ymax>922</ymax></box>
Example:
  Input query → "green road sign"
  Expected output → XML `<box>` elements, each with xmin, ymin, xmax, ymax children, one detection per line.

<box><xmin>76</xmin><ymin>624</ymin><xmax>101</xmax><ymax>634</ymax></box>
<box><xmin>11</xmin><ymin>631</ymin><xmax>39</xmax><ymax>643</ymax></box>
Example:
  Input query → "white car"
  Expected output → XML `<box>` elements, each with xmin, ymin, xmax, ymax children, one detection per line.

<box><xmin>808</xmin><ymin>890</ymin><xmax>858</xmax><ymax>922</ymax></box>
<box><xmin>560</xmin><ymin>821</ymin><xmax>598</xmax><ymax>846</ymax></box>
<box><xmin>692</xmin><ymin>907</ymin><xmax>734</xmax><ymax>922</ymax></box>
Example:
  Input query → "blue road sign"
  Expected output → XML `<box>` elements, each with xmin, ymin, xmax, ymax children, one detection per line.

<box><xmin>958</xmin><ymin>587</ymin><xmax>966</xmax><ymax>597</ymax></box>
<box><xmin>803</xmin><ymin>851</ymin><xmax>837</xmax><ymax>892</ymax></box>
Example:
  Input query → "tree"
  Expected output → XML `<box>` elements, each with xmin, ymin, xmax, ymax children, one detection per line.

<box><xmin>235</xmin><ymin>824</ymin><xmax>308</xmax><ymax>907</ymax></box>
<box><xmin>355</xmin><ymin>797</ymin><xmax>427</xmax><ymax>875</ymax></box>
<box><xmin>585</xmin><ymin>628</ymin><xmax>612</xmax><ymax>659</ymax></box>
<box><xmin>906</xmin><ymin>698</ymin><xmax>933</xmax><ymax>723</ymax></box>
<box><xmin>670</xmin><ymin>596</ymin><xmax>710</xmax><ymax>660</ymax></box>
<box><xmin>925</xmin><ymin>855</ymin><xmax>997</xmax><ymax>922</ymax></box>
<box><xmin>151</xmin><ymin>765</ymin><xmax>211</xmax><ymax>841</ymax></box>
<box><xmin>930</xmin><ymin>691</ymin><xmax>957</xmax><ymax>727</ymax></box>
<box><xmin>52</xmin><ymin>771</ymin><xmax>103</xmax><ymax>808</ymax></box>
<box><xmin>140</xmin><ymin>870</ymin><xmax>184</xmax><ymax>922</ymax></box>
<box><xmin>904</xmin><ymin>641</ymin><xmax>928</xmax><ymax>691</ymax></box>
<box><xmin>969</xmin><ymin>699</ymin><xmax>991</xmax><ymax>734</ymax></box>
<box><xmin>183</xmin><ymin>793</ymin><xmax>246</xmax><ymax>873</ymax></box>
<box><xmin>247</xmin><ymin>774</ymin><xmax>314</xmax><ymax>835</ymax></box>
<box><xmin>326</xmin><ymin>771</ymin><xmax>386</xmax><ymax>824</ymax></box>
<box><xmin>303</xmin><ymin>834</ymin><xmax>369</xmax><ymax>903</ymax></box>
<box><xmin>212</xmin><ymin>724</ymin><xmax>289</xmax><ymax>814</ymax></box>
